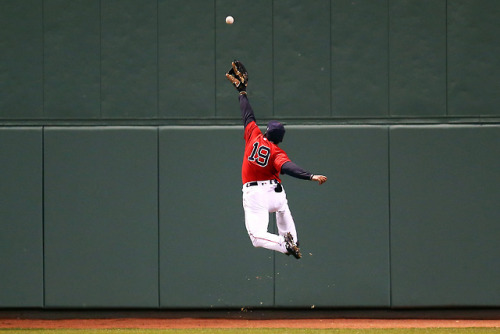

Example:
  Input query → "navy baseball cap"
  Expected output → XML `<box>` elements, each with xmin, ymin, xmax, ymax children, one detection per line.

<box><xmin>266</xmin><ymin>120</ymin><xmax>285</xmax><ymax>144</ymax></box>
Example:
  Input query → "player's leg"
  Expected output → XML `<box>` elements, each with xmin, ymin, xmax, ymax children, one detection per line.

<box><xmin>243</xmin><ymin>189</ymin><xmax>287</xmax><ymax>254</ymax></box>
<box><xmin>244</xmin><ymin>207</ymin><xmax>287</xmax><ymax>253</ymax></box>
<box><xmin>276</xmin><ymin>197</ymin><xmax>298</xmax><ymax>245</ymax></box>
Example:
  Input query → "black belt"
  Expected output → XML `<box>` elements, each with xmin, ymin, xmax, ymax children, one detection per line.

<box><xmin>246</xmin><ymin>180</ymin><xmax>279</xmax><ymax>187</ymax></box>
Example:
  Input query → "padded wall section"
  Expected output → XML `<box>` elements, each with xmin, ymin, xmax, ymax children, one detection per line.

<box><xmin>0</xmin><ymin>128</ymin><xmax>43</xmax><ymax>307</ymax></box>
<box><xmin>275</xmin><ymin>126</ymin><xmax>390</xmax><ymax>307</ymax></box>
<box><xmin>332</xmin><ymin>0</ymin><xmax>388</xmax><ymax>117</ymax></box>
<box><xmin>159</xmin><ymin>0</ymin><xmax>215</xmax><ymax>118</ymax></box>
<box><xmin>274</xmin><ymin>1</ymin><xmax>331</xmax><ymax>118</ymax></box>
<box><xmin>3</xmin><ymin>1</ymin><xmax>500</xmax><ymax>121</ymax></box>
<box><xmin>389</xmin><ymin>0</ymin><xmax>446</xmax><ymax>116</ymax></box>
<box><xmin>101</xmin><ymin>0</ymin><xmax>158</xmax><ymax>118</ymax></box>
<box><xmin>0</xmin><ymin>1</ymin><xmax>43</xmax><ymax>119</ymax></box>
<box><xmin>43</xmin><ymin>0</ymin><xmax>100</xmax><ymax>119</ymax></box>
<box><xmin>390</xmin><ymin>125</ymin><xmax>500</xmax><ymax>307</ymax></box>
<box><xmin>447</xmin><ymin>0</ymin><xmax>500</xmax><ymax>116</ymax></box>
<box><xmin>159</xmin><ymin>127</ymin><xmax>274</xmax><ymax>307</ymax></box>
<box><xmin>44</xmin><ymin>127</ymin><xmax>158</xmax><ymax>308</ymax></box>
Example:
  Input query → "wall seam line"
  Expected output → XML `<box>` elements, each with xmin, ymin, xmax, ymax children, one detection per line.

<box><xmin>157</xmin><ymin>126</ymin><xmax>161</xmax><ymax>308</ymax></box>
<box><xmin>387</xmin><ymin>126</ymin><xmax>393</xmax><ymax>308</ymax></box>
<box><xmin>214</xmin><ymin>0</ymin><xmax>217</xmax><ymax>118</ymax></box>
<box><xmin>41</xmin><ymin>0</ymin><xmax>46</xmax><ymax>308</ymax></box>
<box><xmin>330</xmin><ymin>0</ymin><xmax>333</xmax><ymax>117</ymax></box>
<box><xmin>157</xmin><ymin>0</ymin><xmax>160</xmax><ymax>120</ymax></box>
<box><xmin>42</xmin><ymin>126</ymin><xmax>46</xmax><ymax>308</ymax></box>
<box><xmin>445</xmin><ymin>0</ymin><xmax>448</xmax><ymax>117</ymax></box>
<box><xmin>99</xmin><ymin>0</ymin><xmax>102</xmax><ymax>119</ymax></box>
<box><xmin>42</xmin><ymin>0</ymin><xmax>45</xmax><ymax>119</ymax></box>
<box><xmin>387</xmin><ymin>0</ymin><xmax>391</xmax><ymax>118</ymax></box>
<box><xmin>387</xmin><ymin>0</ymin><xmax>392</xmax><ymax>307</ymax></box>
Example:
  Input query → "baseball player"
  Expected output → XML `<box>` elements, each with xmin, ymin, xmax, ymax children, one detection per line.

<box><xmin>226</xmin><ymin>60</ymin><xmax>328</xmax><ymax>259</ymax></box>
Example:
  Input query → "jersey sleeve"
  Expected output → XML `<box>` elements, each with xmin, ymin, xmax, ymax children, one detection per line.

<box><xmin>244</xmin><ymin>121</ymin><xmax>261</xmax><ymax>143</ymax></box>
<box><xmin>273</xmin><ymin>150</ymin><xmax>291</xmax><ymax>173</ymax></box>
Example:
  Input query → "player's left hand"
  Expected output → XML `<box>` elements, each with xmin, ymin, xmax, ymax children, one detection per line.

<box><xmin>311</xmin><ymin>175</ymin><xmax>328</xmax><ymax>185</ymax></box>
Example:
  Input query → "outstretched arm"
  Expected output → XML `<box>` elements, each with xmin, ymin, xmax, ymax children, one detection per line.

<box><xmin>281</xmin><ymin>161</ymin><xmax>328</xmax><ymax>185</ymax></box>
<box><xmin>239</xmin><ymin>94</ymin><xmax>256</xmax><ymax>128</ymax></box>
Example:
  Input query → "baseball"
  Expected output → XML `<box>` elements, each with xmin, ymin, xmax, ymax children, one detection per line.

<box><xmin>226</xmin><ymin>16</ymin><xmax>234</xmax><ymax>24</ymax></box>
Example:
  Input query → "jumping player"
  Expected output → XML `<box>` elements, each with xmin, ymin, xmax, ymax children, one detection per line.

<box><xmin>226</xmin><ymin>60</ymin><xmax>327</xmax><ymax>259</ymax></box>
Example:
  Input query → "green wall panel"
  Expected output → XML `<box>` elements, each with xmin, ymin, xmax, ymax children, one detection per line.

<box><xmin>0</xmin><ymin>1</ymin><xmax>43</xmax><ymax>119</ymax></box>
<box><xmin>447</xmin><ymin>1</ymin><xmax>500</xmax><ymax>116</ymax></box>
<box><xmin>275</xmin><ymin>126</ymin><xmax>390</xmax><ymax>307</ymax></box>
<box><xmin>44</xmin><ymin>0</ymin><xmax>100</xmax><ymax>119</ymax></box>
<box><xmin>389</xmin><ymin>0</ymin><xmax>446</xmax><ymax>116</ymax></box>
<box><xmin>0</xmin><ymin>128</ymin><xmax>43</xmax><ymax>307</ymax></box>
<box><xmin>216</xmin><ymin>0</ymin><xmax>273</xmax><ymax>119</ymax></box>
<box><xmin>101</xmin><ymin>0</ymin><xmax>158</xmax><ymax>118</ymax></box>
<box><xmin>44</xmin><ymin>127</ymin><xmax>158</xmax><ymax>308</ymax></box>
<box><xmin>159</xmin><ymin>127</ymin><xmax>274</xmax><ymax>307</ymax></box>
<box><xmin>3</xmin><ymin>0</ymin><xmax>500</xmax><ymax>122</ymax></box>
<box><xmin>390</xmin><ymin>126</ymin><xmax>500</xmax><ymax>307</ymax></box>
<box><xmin>159</xmin><ymin>0</ymin><xmax>215</xmax><ymax>118</ymax></box>
<box><xmin>274</xmin><ymin>1</ymin><xmax>331</xmax><ymax>118</ymax></box>
<box><xmin>332</xmin><ymin>0</ymin><xmax>388</xmax><ymax>117</ymax></box>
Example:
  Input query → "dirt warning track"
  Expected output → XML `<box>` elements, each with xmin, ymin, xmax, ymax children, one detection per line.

<box><xmin>1</xmin><ymin>309</ymin><xmax>499</xmax><ymax>329</ymax></box>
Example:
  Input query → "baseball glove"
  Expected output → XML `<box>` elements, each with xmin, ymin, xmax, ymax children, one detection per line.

<box><xmin>226</xmin><ymin>60</ymin><xmax>248</xmax><ymax>94</ymax></box>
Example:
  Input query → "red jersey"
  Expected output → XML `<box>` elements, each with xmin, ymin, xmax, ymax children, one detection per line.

<box><xmin>242</xmin><ymin>121</ymin><xmax>291</xmax><ymax>184</ymax></box>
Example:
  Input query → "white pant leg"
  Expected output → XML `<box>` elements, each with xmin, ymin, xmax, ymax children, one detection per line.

<box><xmin>243</xmin><ymin>185</ymin><xmax>287</xmax><ymax>254</ymax></box>
<box><xmin>275</xmin><ymin>189</ymin><xmax>298</xmax><ymax>244</ymax></box>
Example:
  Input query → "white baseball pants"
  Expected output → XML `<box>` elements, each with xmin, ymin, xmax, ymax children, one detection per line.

<box><xmin>242</xmin><ymin>180</ymin><xmax>298</xmax><ymax>254</ymax></box>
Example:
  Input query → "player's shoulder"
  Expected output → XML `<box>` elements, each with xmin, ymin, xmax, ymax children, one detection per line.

<box><xmin>245</xmin><ymin>120</ymin><xmax>259</xmax><ymax>130</ymax></box>
<box><xmin>245</xmin><ymin>121</ymin><xmax>261</xmax><ymax>136</ymax></box>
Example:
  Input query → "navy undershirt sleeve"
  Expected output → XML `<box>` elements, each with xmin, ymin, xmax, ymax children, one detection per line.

<box><xmin>239</xmin><ymin>94</ymin><xmax>256</xmax><ymax>127</ymax></box>
<box><xmin>281</xmin><ymin>161</ymin><xmax>313</xmax><ymax>180</ymax></box>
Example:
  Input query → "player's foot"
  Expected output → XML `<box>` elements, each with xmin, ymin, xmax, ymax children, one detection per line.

<box><xmin>284</xmin><ymin>232</ymin><xmax>301</xmax><ymax>259</ymax></box>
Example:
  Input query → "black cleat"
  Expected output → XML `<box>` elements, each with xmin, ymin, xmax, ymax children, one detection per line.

<box><xmin>284</xmin><ymin>232</ymin><xmax>302</xmax><ymax>259</ymax></box>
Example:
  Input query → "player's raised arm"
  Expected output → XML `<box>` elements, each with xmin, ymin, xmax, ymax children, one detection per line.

<box><xmin>239</xmin><ymin>94</ymin><xmax>256</xmax><ymax>127</ymax></box>
<box><xmin>226</xmin><ymin>60</ymin><xmax>254</xmax><ymax>127</ymax></box>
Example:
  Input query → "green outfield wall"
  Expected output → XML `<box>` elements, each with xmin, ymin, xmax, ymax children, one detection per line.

<box><xmin>1</xmin><ymin>125</ymin><xmax>499</xmax><ymax>308</ymax></box>
<box><xmin>2</xmin><ymin>0</ymin><xmax>499</xmax><ymax>122</ymax></box>
<box><xmin>1</xmin><ymin>0</ymin><xmax>499</xmax><ymax>309</ymax></box>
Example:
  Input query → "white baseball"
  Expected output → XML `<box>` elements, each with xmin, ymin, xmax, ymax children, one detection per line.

<box><xmin>226</xmin><ymin>16</ymin><xmax>234</xmax><ymax>24</ymax></box>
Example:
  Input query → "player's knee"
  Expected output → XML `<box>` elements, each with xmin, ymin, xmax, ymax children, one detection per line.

<box><xmin>248</xmin><ymin>233</ymin><xmax>262</xmax><ymax>248</ymax></box>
